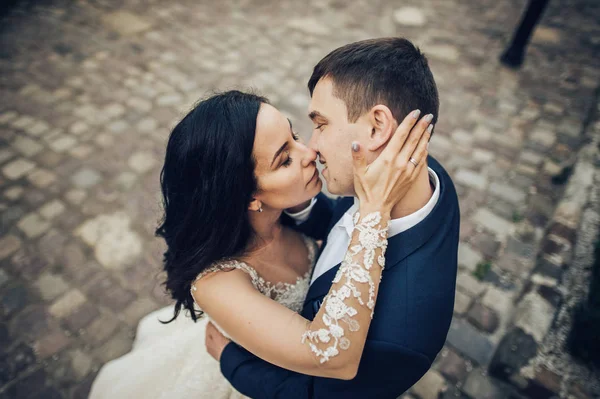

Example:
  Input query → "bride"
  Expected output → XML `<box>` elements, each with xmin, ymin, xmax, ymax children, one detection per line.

<box><xmin>89</xmin><ymin>90</ymin><xmax>429</xmax><ymax>398</ymax></box>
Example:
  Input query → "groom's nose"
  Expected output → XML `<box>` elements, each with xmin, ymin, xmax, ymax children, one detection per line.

<box><xmin>308</xmin><ymin>130</ymin><xmax>319</xmax><ymax>153</ymax></box>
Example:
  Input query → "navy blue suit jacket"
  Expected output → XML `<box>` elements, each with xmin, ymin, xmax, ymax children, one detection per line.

<box><xmin>220</xmin><ymin>156</ymin><xmax>460</xmax><ymax>399</ymax></box>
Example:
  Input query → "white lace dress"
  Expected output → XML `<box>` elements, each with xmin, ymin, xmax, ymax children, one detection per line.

<box><xmin>89</xmin><ymin>235</ymin><xmax>318</xmax><ymax>399</ymax></box>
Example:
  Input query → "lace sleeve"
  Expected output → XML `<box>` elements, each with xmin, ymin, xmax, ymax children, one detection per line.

<box><xmin>302</xmin><ymin>210</ymin><xmax>390</xmax><ymax>364</ymax></box>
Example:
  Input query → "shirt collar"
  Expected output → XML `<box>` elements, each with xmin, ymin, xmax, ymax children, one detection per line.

<box><xmin>338</xmin><ymin>167</ymin><xmax>440</xmax><ymax>237</ymax></box>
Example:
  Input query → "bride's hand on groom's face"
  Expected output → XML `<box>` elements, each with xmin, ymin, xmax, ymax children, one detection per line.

<box><xmin>206</xmin><ymin>321</ymin><xmax>231</xmax><ymax>362</ymax></box>
<box><xmin>351</xmin><ymin>110</ymin><xmax>433</xmax><ymax>213</ymax></box>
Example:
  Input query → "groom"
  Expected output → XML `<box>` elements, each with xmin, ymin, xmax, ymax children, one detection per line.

<box><xmin>208</xmin><ymin>38</ymin><xmax>460</xmax><ymax>398</ymax></box>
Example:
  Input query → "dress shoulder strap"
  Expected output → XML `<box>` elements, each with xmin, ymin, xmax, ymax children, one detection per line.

<box><xmin>192</xmin><ymin>259</ymin><xmax>262</xmax><ymax>291</ymax></box>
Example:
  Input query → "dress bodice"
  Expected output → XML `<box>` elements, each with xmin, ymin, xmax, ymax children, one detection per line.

<box><xmin>192</xmin><ymin>234</ymin><xmax>318</xmax><ymax>314</ymax></box>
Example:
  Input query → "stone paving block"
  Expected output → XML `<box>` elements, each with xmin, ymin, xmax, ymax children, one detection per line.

<box><xmin>453</xmin><ymin>290</ymin><xmax>472</xmax><ymax>316</ymax></box>
<box><xmin>28</xmin><ymin>169</ymin><xmax>58</xmax><ymax>190</ymax></box>
<box><xmin>472</xmin><ymin>209</ymin><xmax>513</xmax><ymax>239</ymax></box>
<box><xmin>68</xmin><ymin>349</ymin><xmax>93</xmax><ymax>381</ymax></box>
<box><xmin>63</xmin><ymin>302</ymin><xmax>100</xmax><ymax>333</ymax></box>
<box><xmin>488</xmin><ymin>182</ymin><xmax>527</xmax><ymax>206</ymax></box>
<box><xmin>446</xmin><ymin>318</ymin><xmax>495</xmax><ymax>366</ymax></box>
<box><xmin>33</xmin><ymin>328</ymin><xmax>71</xmax><ymax>360</ymax></box>
<box><xmin>39</xmin><ymin>200</ymin><xmax>66</xmax><ymax>220</ymax></box>
<box><xmin>0</xmin><ymin>235</ymin><xmax>22</xmax><ymax>260</ymax></box>
<box><xmin>393</xmin><ymin>6</ymin><xmax>426</xmax><ymax>26</ymax></box>
<box><xmin>462</xmin><ymin>369</ymin><xmax>510</xmax><ymax>399</ymax></box>
<box><xmin>4</xmin><ymin>186</ymin><xmax>24</xmax><ymax>200</ymax></box>
<box><xmin>472</xmin><ymin>148</ymin><xmax>495</xmax><ymax>164</ymax></box>
<box><xmin>0</xmin><ymin>148</ymin><xmax>15</xmax><ymax>165</ymax></box>
<box><xmin>34</xmin><ymin>272</ymin><xmax>70</xmax><ymax>301</ymax></box>
<box><xmin>49</xmin><ymin>289</ymin><xmax>87</xmax><ymax>319</ymax></box>
<box><xmin>456</xmin><ymin>272</ymin><xmax>486</xmax><ymax>298</ymax></box>
<box><xmin>69</xmin><ymin>121</ymin><xmax>89</xmax><ymax>135</ymax></box>
<box><xmin>102</xmin><ymin>11</ymin><xmax>153</xmax><ymax>36</ymax></box>
<box><xmin>69</xmin><ymin>144</ymin><xmax>94</xmax><ymax>160</ymax></box>
<box><xmin>481</xmin><ymin>286</ymin><xmax>515</xmax><ymax>321</ymax></box>
<box><xmin>11</xmin><ymin>115</ymin><xmax>36</xmax><ymax>129</ymax></box>
<box><xmin>128</xmin><ymin>151</ymin><xmax>156</xmax><ymax>174</ymax></box>
<box><xmin>454</xmin><ymin>169</ymin><xmax>487</xmax><ymax>191</ymax></box>
<box><xmin>513</xmin><ymin>291</ymin><xmax>554</xmax><ymax>343</ymax></box>
<box><xmin>64</xmin><ymin>189</ymin><xmax>87</xmax><ymax>205</ymax></box>
<box><xmin>17</xmin><ymin>213</ymin><xmax>51</xmax><ymax>239</ymax></box>
<box><xmin>12</xmin><ymin>136</ymin><xmax>44</xmax><ymax>157</ymax></box>
<box><xmin>85</xmin><ymin>311</ymin><xmax>120</xmax><ymax>345</ymax></box>
<box><xmin>457</xmin><ymin>243</ymin><xmax>483</xmax><ymax>272</ymax></box>
<box><xmin>48</xmin><ymin>135</ymin><xmax>77</xmax><ymax>153</ymax></box>
<box><xmin>0</xmin><ymin>110</ymin><xmax>18</xmax><ymax>124</ymax></box>
<box><xmin>36</xmin><ymin>231</ymin><xmax>67</xmax><ymax>271</ymax></box>
<box><xmin>2</xmin><ymin>158</ymin><xmax>36</xmax><ymax>179</ymax></box>
<box><xmin>411</xmin><ymin>369</ymin><xmax>447</xmax><ymax>399</ymax></box>
<box><xmin>467</xmin><ymin>302</ymin><xmax>500</xmax><ymax>333</ymax></box>
<box><xmin>70</xmin><ymin>168</ymin><xmax>102</xmax><ymax>188</ymax></box>
<box><xmin>35</xmin><ymin>150</ymin><xmax>63</xmax><ymax>168</ymax></box>
<box><xmin>436</xmin><ymin>348</ymin><xmax>470</xmax><ymax>383</ymax></box>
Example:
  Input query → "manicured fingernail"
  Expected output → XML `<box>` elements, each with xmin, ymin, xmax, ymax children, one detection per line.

<box><xmin>412</xmin><ymin>110</ymin><xmax>421</xmax><ymax>119</ymax></box>
<box><xmin>352</xmin><ymin>142</ymin><xmax>360</xmax><ymax>152</ymax></box>
<box><xmin>425</xmin><ymin>114</ymin><xmax>434</xmax><ymax>123</ymax></box>
<box><xmin>427</xmin><ymin>124</ymin><xmax>434</xmax><ymax>133</ymax></box>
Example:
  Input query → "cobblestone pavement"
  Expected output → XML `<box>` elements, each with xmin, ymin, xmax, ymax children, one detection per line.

<box><xmin>1</xmin><ymin>0</ymin><xmax>599</xmax><ymax>398</ymax></box>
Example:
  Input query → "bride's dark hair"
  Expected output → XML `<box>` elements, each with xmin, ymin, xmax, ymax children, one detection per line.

<box><xmin>156</xmin><ymin>90</ymin><xmax>269</xmax><ymax>322</ymax></box>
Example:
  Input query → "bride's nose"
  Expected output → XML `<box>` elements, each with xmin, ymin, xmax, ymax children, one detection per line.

<box><xmin>299</xmin><ymin>143</ymin><xmax>318</xmax><ymax>168</ymax></box>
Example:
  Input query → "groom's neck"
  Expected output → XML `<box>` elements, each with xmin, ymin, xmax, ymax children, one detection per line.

<box><xmin>389</xmin><ymin>166</ymin><xmax>433</xmax><ymax>220</ymax></box>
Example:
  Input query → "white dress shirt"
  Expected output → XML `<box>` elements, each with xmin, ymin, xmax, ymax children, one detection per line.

<box><xmin>285</xmin><ymin>168</ymin><xmax>440</xmax><ymax>285</ymax></box>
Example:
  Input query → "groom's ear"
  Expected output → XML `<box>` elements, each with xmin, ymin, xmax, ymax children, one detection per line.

<box><xmin>366</xmin><ymin>105</ymin><xmax>396</xmax><ymax>152</ymax></box>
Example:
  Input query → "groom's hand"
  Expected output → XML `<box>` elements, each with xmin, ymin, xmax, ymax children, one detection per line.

<box><xmin>206</xmin><ymin>321</ymin><xmax>231</xmax><ymax>362</ymax></box>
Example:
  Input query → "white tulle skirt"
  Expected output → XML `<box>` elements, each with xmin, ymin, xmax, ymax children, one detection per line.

<box><xmin>89</xmin><ymin>305</ymin><xmax>248</xmax><ymax>399</ymax></box>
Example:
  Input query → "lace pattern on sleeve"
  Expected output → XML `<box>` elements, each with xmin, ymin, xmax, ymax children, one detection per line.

<box><xmin>301</xmin><ymin>211</ymin><xmax>389</xmax><ymax>363</ymax></box>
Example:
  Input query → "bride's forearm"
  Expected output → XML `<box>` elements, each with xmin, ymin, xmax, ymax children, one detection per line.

<box><xmin>192</xmin><ymin>207</ymin><xmax>390</xmax><ymax>380</ymax></box>
<box><xmin>303</xmin><ymin>205</ymin><xmax>390</xmax><ymax>377</ymax></box>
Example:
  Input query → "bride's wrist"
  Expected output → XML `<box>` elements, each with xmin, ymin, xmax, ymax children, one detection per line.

<box><xmin>357</xmin><ymin>203</ymin><xmax>392</xmax><ymax>220</ymax></box>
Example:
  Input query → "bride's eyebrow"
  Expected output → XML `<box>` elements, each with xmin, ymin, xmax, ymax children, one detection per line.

<box><xmin>270</xmin><ymin>119</ymin><xmax>295</xmax><ymax>168</ymax></box>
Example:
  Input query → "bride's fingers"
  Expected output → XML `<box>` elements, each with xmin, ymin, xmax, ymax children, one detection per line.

<box><xmin>406</xmin><ymin>125</ymin><xmax>431</xmax><ymax>177</ymax></box>
<box><xmin>398</xmin><ymin>115</ymin><xmax>433</xmax><ymax>166</ymax></box>
<box><xmin>381</xmin><ymin>109</ymin><xmax>421</xmax><ymax>158</ymax></box>
<box><xmin>351</xmin><ymin>141</ymin><xmax>368</xmax><ymax>176</ymax></box>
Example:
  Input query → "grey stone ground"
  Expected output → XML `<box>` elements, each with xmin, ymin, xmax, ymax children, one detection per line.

<box><xmin>0</xmin><ymin>0</ymin><xmax>599</xmax><ymax>398</ymax></box>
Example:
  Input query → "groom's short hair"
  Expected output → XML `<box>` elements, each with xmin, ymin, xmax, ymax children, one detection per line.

<box><xmin>308</xmin><ymin>38</ymin><xmax>439</xmax><ymax>126</ymax></box>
